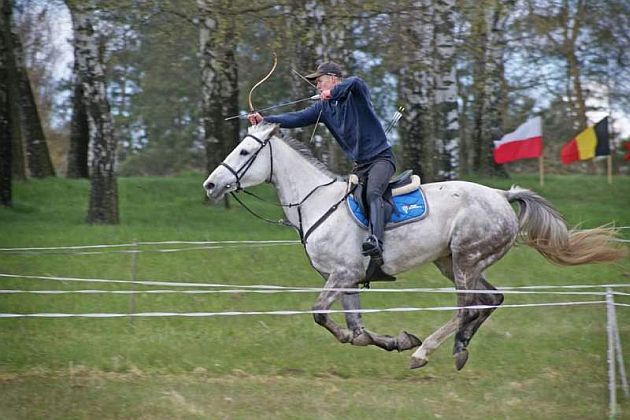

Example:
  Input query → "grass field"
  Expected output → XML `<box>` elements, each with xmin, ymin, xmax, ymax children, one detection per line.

<box><xmin>1</xmin><ymin>173</ymin><xmax>629</xmax><ymax>419</ymax></box>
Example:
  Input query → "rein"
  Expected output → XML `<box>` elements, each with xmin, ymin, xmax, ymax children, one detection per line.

<box><xmin>231</xmin><ymin>181</ymin><xmax>355</xmax><ymax>245</ymax></box>
<box><xmin>222</xmin><ymin>133</ymin><xmax>354</xmax><ymax>244</ymax></box>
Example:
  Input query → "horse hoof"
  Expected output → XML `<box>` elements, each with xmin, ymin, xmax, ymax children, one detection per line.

<box><xmin>397</xmin><ymin>331</ymin><xmax>422</xmax><ymax>351</ymax></box>
<box><xmin>351</xmin><ymin>331</ymin><xmax>373</xmax><ymax>347</ymax></box>
<box><xmin>409</xmin><ymin>357</ymin><xmax>428</xmax><ymax>369</ymax></box>
<box><xmin>454</xmin><ymin>349</ymin><xmax>469</xmax><ymax>371</ymax></box>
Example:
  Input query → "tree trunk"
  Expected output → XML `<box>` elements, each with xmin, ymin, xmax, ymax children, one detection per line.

<box><xmin>197</xmin><ymin>0</ymin><xmax>239</xmax><ymax>175</ymax></box>
<box><xmin>432</xmin><ymin>0</ymin><xmax>458</xmax><ymax>179</ymax></box>
<box><xmin>10</xmin><ymin>11</ymin><xmax>54</xmax><ymax>178</ymax></box>
<box><xmin>285</xmin><ymin>0</ymin><xmax>325</xmax><ymax>158</ymax></box>
<box><xmin>0</xmin><ymin>0</ymin><xmax>12</xmax><ymax>206</ymax></box>
<box><xmin>198</xmin><ymin>0</ymin><xmax>239</xmax><ymax>209</ymax></box>
<box><xmin>471</xmin><ymin>0</ymin><xmax>510</xmax><ymax>177</ymax></box>
<box><xmin>68</xmin><ymin>1</ymin><xmax>119</xmax><ymax>224</ymax></box>
<box><xmin>2</xmin><ymin>0</ymin><xmax>22</xmax><ymax>181</ymax></box>
<box><xmin>564</xmin><ymin>0</ymin><xmax>587</xmax><ymax>129</ymax></box>
<box><xmin>481</xmin><ymin>1</ymin><xmax>510</xmax><ymax>177</ymax></box>
<box><xmin>398</xmin><ymin>0</ymin><xmax>435</xmax><ymax>182</ymax></box>
<box><xmin>66</xmin><ymin>50</ymin><xmax>89</xmax><ymax>178</ymax></box>
<box><xmin>219</xmin><ymin>16</ymin><xmax>239</xmax><ymax>167</ymax></box>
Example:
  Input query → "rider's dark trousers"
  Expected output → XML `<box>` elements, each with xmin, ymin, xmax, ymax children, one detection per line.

<box><xmin>355</xmin><ymin>159</ymin><xmax>395</xmax><ymax>244</ymax></box>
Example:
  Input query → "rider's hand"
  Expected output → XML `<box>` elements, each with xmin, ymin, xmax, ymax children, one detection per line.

<box><xmin>320</xmin><ymin>90</ymin><xmax>332</xmax><ymax>101</ymax></box>
<box><xmin>248</xmin><ymin>112</ymin><xmax>263</xmax><ymax>125</ymax></box>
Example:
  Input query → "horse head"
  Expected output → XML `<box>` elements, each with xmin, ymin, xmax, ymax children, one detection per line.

<box><xmin>203</xmin><ymin>123</ymin><xmax>279</xmax><ymax>201</ymax></box>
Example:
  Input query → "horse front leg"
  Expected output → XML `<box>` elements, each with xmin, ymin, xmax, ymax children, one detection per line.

<box><xmin>312</xmin><ymin>270</ymin><xmax>421</xmax><ymax>351</ymax></box>
<box><xmin>311</xmin><ymin>270</ymin><xmax>357</xmax><ymax>344</ymax></box>
<box><xmin>340</xmin><ymin>291</ymin><xmax>421</xmax><ymax>352</ymax></box>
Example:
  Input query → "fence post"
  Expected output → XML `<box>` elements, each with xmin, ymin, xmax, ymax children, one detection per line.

<box><xmin>609</xmin><ymin>288</ymin><xmax>629</xmax><ymax>398</ymax></box>
<box><xmin>606</xmin><ymin>288</ymin><xmax>617</xmax><ymax>418</ymax></box>
<box><xmin>129</xmin><ymin>241</ymin><xmax>138</xmax><ymax>326</ymax></box>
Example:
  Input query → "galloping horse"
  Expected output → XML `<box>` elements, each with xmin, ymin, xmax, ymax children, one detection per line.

<box><xmin>203</xmin><ymin>123</ymin><xmax>625</xmax><ymax>370</ymax></box>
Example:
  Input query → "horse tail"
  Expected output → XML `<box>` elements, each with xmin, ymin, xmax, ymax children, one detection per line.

<box><xmin>504</xmin><ymin>186</ymin><xmax>627</xmax><ymax>265</ymax></box>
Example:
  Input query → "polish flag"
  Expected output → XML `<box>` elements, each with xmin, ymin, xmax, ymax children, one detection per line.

<box><xmin>493</xmin><ymin>117</ymin><xmax>543</xmax><ymax>164</ymax></box>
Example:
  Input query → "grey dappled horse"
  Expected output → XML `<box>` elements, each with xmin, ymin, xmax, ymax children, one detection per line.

<box><xmin>203</xmin><ymin>123</ymin><xmax>625</xmax><ymax>370</ymax></box>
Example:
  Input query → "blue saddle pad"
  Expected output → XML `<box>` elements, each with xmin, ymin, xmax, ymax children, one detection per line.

<box><xmin>347</xmin><ymin>187</ymin><xmax>429</xmax><ymax>229</ymax></box>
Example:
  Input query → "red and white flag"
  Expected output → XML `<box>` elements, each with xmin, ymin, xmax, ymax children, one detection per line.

<box><xmin>493</xmin><ymin>117</ymin><xmax>543</xmax><ymax>164</ymax></box>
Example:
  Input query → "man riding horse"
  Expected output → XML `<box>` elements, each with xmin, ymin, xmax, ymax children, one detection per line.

<box><xmin>248</xmin><ymin>62</ymin><xmax>395</xmax><ymax>267</ymax></box>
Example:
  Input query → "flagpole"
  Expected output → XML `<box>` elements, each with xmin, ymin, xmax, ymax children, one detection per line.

<box><xmin>607</xmin><ymin>155</ymin><xmax>612</xmax><ymax>184</ymax></box>
<box><xmin>539</xmin><ymin>155</ymin><xmax>544</xmax><ymax>187</ymax></box>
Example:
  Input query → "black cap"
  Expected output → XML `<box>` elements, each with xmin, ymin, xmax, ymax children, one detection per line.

<box><xmin>305</xmin><ymin>62</ymin><xmax>343</xmax><ymax>80</ymax></box>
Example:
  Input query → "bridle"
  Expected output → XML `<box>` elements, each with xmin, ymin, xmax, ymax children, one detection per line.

<box><xmin>219</xmin><ymin>133</ymin><xmax>273</xmax><ymax>191</ymax></box>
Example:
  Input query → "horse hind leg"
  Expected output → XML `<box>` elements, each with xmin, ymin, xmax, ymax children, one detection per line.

<box><xmin>452</xmin><ymin>262</ymin><xmax>506</xmax><ymax>370</ymax></box>
<box><xmin>410</xmin><ymin>256</ymin><xmax>459</xmax><ymax>369</ymax></box>
<box><xmin>452</xmin><ymin>275</ymin><xmax>504</xmax><ymax>369</ymax></box>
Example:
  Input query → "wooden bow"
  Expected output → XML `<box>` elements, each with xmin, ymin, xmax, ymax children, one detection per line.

<box><xmin>248</xmin><ymin>52</ymin><xmax>278</xmax><ymax>113</ymax></box>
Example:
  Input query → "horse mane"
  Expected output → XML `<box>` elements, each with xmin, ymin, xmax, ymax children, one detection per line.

<box><xmin>274</xmin><ymin>132</ymin><xmax>343</xmax><ymax>180</ymax></box>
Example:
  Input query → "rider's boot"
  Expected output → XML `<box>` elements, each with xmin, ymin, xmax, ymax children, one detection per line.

<box><xmin>361</xmin><ymin>201</ymin><xmax>385</xmax><ymax>265</ymax></box>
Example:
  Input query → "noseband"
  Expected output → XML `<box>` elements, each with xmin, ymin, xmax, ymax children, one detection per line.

<box><xmin>220</xmin><ymin>133</ymin><xmax>273</xmax><ymax>191</ymax></box>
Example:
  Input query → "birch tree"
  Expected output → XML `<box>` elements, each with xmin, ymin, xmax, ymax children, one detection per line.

<box><xmin>432</xmin><ymin>0</ymin><xmax>459</xmax><ymax>179</ymax></box>
<box><xmin>284</xmin><ymin>0</ymin><xmax>324</xmax><ymax>149</ymax></box>
<box><xmin>197</xmin><ymin>0</ymin><xmax>239</xmax><ymax>176</ymax></box>
<box><xmin>469</xmin><ymin>0</ymin><xmax>511</xmax><ymax>176</ymax></box>
<box><xmin>66</xmin><ymin>54</ymin><xmax>89</xmax><ymax>178</ymax></box>
<box><xmin>68</xmin><ymin>1</ymin><xmax>119</xmax><ymax>224</ymax></box>
<box><xmin>398</xmin><ymin>0</ymin><xmax>458</xmax><ymax>182</ymax></box>
<box><xmin>0</xmin><ymin>0</ymin><xmax>12</xmax><ymax>206</ymax></box>
<box><xmin>398</xmin><ymin>1</ymin><xmax>431</xmax><ymax>180</ymax></box>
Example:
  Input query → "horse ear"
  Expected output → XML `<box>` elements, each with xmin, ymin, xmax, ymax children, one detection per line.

<box><xmin>248</xmin><ymin>123</ymin><xmax>279</xmax><ymax>140</ymax></box>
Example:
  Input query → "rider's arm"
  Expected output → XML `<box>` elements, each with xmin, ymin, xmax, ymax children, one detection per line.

<box><xmin>330</xmin><ymin>76</ymin><xmax>367</xmax><ymax>101</ymax></box>
<box><xmin>263</xmin><ymin>102</ymin><xmax>322</xmax><ymax>128</ymax></box>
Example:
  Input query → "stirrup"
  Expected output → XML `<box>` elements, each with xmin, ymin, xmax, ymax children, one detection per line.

<box><xmin>361</xmin><ymin>235</ymin><xmax>382</xmax><ymax>257</ymax></box>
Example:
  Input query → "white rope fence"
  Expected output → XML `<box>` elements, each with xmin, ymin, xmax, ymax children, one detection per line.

<box><xmin>2</xmin><ymin>288</ymin><xmax>628</xmax><ymax>296</ymax></box>
<box><xmin>0</xmin><ymin>240</ymin><xmax>301</xmax><ymax>255</ymax></box>
<box><xmin>1</xmin><ymin>273</ymin><xmax>629</xmax><ymax>294</ymax></box>
<box><xmin>0</xmin><ymin>238</ymin><xmax>628</xmax><ymax>416</ymax></box>
<box><xmin>0</xmin><ymin>300</ymin><xmax>609</xmax><ymax>318</ymax></box>
<box><xmin>0</xmin><ymin>232</ymin><xmax>626</xmax><ymax>254</ymax></box>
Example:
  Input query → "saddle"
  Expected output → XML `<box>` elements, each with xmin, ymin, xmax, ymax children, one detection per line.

<box><xmin>346</xmin><ymin>170</ymin><xmax>429</xmax><ymax>284</ymax></box>
<box><xmin>346</xmin><ymin>169</ymin><xmax>428</xmax><ymax>230</ymax></box>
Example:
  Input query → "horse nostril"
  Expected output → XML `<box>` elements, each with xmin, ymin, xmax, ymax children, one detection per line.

<box><xmin>204</xmin><ymin>182</ymin><xmax>215</xmax><ymax>191</ymax></box>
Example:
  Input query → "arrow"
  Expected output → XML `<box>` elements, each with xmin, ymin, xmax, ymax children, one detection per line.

<box><xmin>224</xmin><ymin>94</ymin><xmax>320</xmax><ymax>121</ymax></box>
<box><xmin>385</xmin><ymin>106</ymin><xmax>405</xmax><ymax>134</ymax></box>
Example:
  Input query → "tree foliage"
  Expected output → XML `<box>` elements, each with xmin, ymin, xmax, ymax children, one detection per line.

<box><xmin>11</xmin><ymin>0</ymin><xmax>630</xmax><ymax>189</ymax></box>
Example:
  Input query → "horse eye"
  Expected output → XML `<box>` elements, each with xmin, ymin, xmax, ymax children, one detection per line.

<box><xmin>240</xmin><ymin>149</ymin><xmax>250</xmax><ymax>156</ymax></box>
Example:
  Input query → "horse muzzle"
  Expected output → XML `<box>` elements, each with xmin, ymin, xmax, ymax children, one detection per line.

<box><xmin>203</xmin><ymin>180</ymin><xmax>222</xmax><ymax>200</ymax></box>
<box><xmin>204</xmin><ymin>178</ymin><xmax>237</xmax><ymax>201</ymax></box>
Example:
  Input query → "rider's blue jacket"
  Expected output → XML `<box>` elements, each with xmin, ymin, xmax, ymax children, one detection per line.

<box><xmin>264</xmin><ymin>76</ymin><xmax>392</xmax><ymax>163</ymax></box>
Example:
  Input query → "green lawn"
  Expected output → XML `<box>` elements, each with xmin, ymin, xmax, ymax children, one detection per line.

<box><xmin>0</xmin><ymin>174</ymin><xmax>628</xmax><ymax>419</ymax></box>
